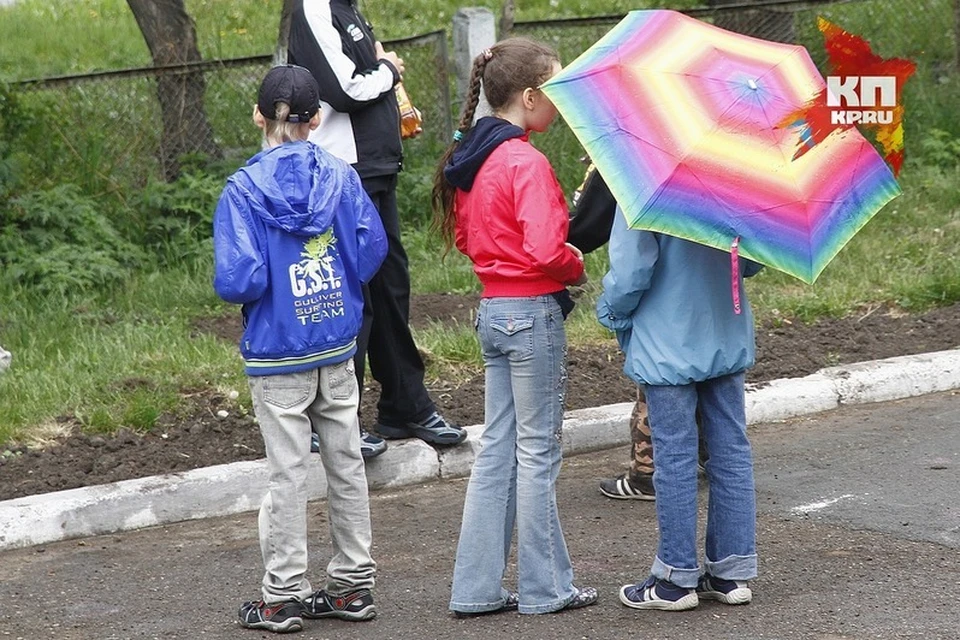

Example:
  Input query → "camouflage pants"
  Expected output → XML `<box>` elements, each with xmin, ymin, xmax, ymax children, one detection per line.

<box><xmin>628</xmin><ymin>387</ymin><xmax>706</xmax><ymax>484</ymax></box>
<box><xmin>628</xmin><ymin>387</ymin><xmax>655</xmax><ymax>482</ymax></box>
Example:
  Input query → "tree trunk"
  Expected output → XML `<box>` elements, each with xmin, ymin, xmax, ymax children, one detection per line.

<box><xmin>275</xmin><ymin>0</ymin><xmax>297</xmax><ymax>65</ymax></box>
<box><xmin>709</xmin><ymin>0</ymin><xmax>796</xmax><ymax>44</ymax></box>
<box><xmin>127</xmin><ymin>0</ymin><xmax>221</xmax><ymax>181</ymax></box>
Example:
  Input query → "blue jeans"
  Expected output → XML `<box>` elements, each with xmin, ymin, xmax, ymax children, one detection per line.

<box><xmin>645</xmin><ymin>372</ymin><xmax>758</xmax><ymax>588</ymax></box>
<box><xmin>450</xmin><ymin>296</ymin><xmax>578</xmax><ymax>615</ymax></box>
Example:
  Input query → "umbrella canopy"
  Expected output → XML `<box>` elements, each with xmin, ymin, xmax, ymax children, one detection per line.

<box><xmin>541</xmin><ymin>10</ymin><xmax>901</xmax><ymax>283</ymax></box>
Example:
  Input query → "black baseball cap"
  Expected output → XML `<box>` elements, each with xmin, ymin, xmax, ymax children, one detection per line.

<box><xmin>257</xmin><ymin>65</ymin><xmax>320</xmax><ymax>123</ymax></box>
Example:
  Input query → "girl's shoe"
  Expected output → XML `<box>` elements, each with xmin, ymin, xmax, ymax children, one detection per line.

<box><xmin>697</xmin><ymin>574</ymin><xmax>753</xmax><ymax>605</ymax></box>
<box><xmin>453</xmin><ymin>591</ymin><xmax>520</xmax><ymax>618</ymax></box>
<box><xmin>619</xmin><ymin>576</ymin><xmax>698</xmax><ymax>611</ymax></box>
<box><xmin>556</xmin><ymin>586</ymin><xmax>599</xmax><ymax>611</ymax></box>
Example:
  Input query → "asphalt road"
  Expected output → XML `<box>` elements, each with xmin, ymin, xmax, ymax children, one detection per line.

<box><xmin>1</xmin><ymin>391</ymin><xmax>958</xmax><ymax>640</ymax></box>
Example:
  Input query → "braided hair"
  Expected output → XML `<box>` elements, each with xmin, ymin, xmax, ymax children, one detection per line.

<box><xmin>431</xmin><ymin>37</ymin><xmax>560</xmax><ymax>250</ymax></box>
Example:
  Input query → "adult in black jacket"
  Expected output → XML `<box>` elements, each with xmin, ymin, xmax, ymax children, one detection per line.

<box><xmin>289</xmin><ymin>0</ymin><xmax>465</xmax><ymax>456</ymax></box>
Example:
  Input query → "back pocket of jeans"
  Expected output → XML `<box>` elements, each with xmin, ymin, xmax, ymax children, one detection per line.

<box><xmin>262</xmin><ymin>373</ymin><xmax>312</xmax><ymax>409</ymax></box>
<box><xmin>329</xmin><ymin>360</ymin><xmax>356</xmax><ymax>401</ymax></box>
<box><xmin>489</xmin><ymin>314</ymin><xmax>535</xmax><ymax>358</ymax></box>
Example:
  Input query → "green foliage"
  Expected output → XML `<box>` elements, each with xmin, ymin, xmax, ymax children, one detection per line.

<box><xmin>397</xmin><ymin>163</ymin><xmax>441</xmax><ymax>229</ymax></box>
<box><xmin>131</xmin><ymin>166</ymin><xmax>227</xmax><ymax>264</ymax></box>
<box><xmin>0</xmin><ymin>83</ymin><xmax>57</xmax><ymax>198</ymax></box>
<box><xmin>0</xmin><ymin>184</ymin><xmax>144</xmax><ymax>296</ymax></box>
<box><xmin>915</xmin><ymin>129</ymin><xmax>960</xmax><ymax>169</ymax></box>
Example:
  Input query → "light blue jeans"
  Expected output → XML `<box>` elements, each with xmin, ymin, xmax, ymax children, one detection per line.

<box><xmin>450</xmin><ymin>296</ymin><xmax>578</xmax><ymax>615</ymax></box>
<box><xmin>249</xmin><ymin>359</ymin><xmax>376</xmax><ymax>604</ymax></box>
<box><xmin>645</xmin><ymin>372</ymin><xmax>758</xmax><ymax>588</ymax></box>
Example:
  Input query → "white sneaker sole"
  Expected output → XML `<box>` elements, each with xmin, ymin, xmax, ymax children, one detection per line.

<box><xmin>699</xmin><ymin>587</ymin><xmax>753</xmax><ymax>605</ymax></box>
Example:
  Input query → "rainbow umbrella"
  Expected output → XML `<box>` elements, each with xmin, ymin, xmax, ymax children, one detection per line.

<box><xmin>541</xmin><ymin>10</ymin><xmax>901</xmax><ymax>283</ymax></box>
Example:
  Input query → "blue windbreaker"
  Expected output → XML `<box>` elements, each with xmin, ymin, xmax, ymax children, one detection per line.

<box><xmin>213</xmin><ymin>141</ymin><xmax>387</xmax><ymax>376</ymax></box>
<box><xmin>597</xmin><ymin>210</ymin><xmax>763</xmax><ymax>386</ymax></box>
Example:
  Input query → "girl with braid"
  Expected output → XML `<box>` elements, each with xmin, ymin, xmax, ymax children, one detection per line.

<box><xmin>432</xmin><ymin>38</ymin><xmax>598</xmax><ymax>617</ymax></box>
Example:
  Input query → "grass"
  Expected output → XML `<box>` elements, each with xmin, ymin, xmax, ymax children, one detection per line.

<box><xmin>0</xmin><ymin>0</ymin><xmax>693</xmax><ymax>81</ymax></box>
<box><xmin>0</xmin><ymin>260</ymin><xmax>248</xmax><ymax>443</ymax></box>
<box><xmin>0</xmin><ymin>0</ymin><xmax>958</xmax><ymax>445</ymax></box>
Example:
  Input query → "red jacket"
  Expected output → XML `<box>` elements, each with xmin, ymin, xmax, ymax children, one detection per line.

<box><xmin>454</xmin><ymin>136</ymin><xmax>585</xmax><ymax>297</ymax></box>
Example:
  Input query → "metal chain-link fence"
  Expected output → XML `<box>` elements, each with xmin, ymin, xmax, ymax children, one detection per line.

<box><xmin>10</xmin><ymin>31</ymin><xmax>451</xmax><ymax>189</ymax></box>
<box><xmin>7</xmin><ymin>1</ymin><xmax>956</xmax><ymax>199</ymax></box>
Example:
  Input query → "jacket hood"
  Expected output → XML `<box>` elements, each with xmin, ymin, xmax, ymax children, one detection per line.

<box><xmin>444</xmin><ymin>117</ymin><xmax>525</xmax><ymax>191</ymax></box>
<box><xmin>233</xmin><ymin>141</ymin><xmax>342</xmax><ymax>236</ymax></box>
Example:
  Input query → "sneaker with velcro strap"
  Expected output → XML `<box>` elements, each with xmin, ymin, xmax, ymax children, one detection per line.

<box><xmin>619</xmin><ymin>576</ymin><xmax>698</xmax><ymax>611</ymax></box>
<box><xmin>301</xmin><ymin>587</ymin><xmax>377</xmax><ymax>621</ymax></box>
<box><xmin>237</xmin><ymin>599</ymin><xmax>303</xmax><ymax>633</ymax></box>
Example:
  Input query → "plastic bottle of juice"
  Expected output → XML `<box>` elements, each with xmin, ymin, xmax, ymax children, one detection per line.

<box><xmin>396</xmin><ymin>83</ymin><xmax>422</xmax><ymax>139</ymax></box>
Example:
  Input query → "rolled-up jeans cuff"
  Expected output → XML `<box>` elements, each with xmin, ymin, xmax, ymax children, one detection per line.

<box><xmin>705</xmin><ymin>554</ymin><xmax>758</xmax><ymax>581</ymax></box>
<box><xmin>651</xmin><ymin>555</ymin><xmax>701</xmax><ymax>589</ymax></box>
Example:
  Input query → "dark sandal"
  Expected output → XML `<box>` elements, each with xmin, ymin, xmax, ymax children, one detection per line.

<box><xmin>557</xmin><ymin>586</ymin><xmax>598</xmax><ymax>612</ymax></box>
<box><xmin>453</xmin><ymin>591</ymin><xmax>519</xmax><ymax>618</ymax></box>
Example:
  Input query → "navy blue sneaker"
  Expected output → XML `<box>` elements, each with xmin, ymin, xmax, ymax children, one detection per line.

<box><xmin>359</xmin><ymin>429</ymin><xmax>387</xmax><ymax>459</ymax></box>
<box><xmin>697</xmin><ymin>574</ymin><xmax>752</xmax><ymax>605</ymax></box>
<box><xmin>619</xmin><ymin>576</ymin><xmax>698</xmax><ymax>611</ymax></box>
<box><xmin>375</xmin><ymin>412</ymin><xmax>466</xmax><ymax>445</ymax></box>
<box><xmin>311</xmin><ymin>429</ymin><xmax>387</xmax><ymax>460</ymax></box>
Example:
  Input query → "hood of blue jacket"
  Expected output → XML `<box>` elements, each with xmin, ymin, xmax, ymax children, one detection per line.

<box><xmin>443</xmin><ymin>117</ymin><xmax>525</xmax><ymax>192</ymax></box>
<box><xmin>233</xmin><ymin>141</ymin><xmax>343</xmax><ymax>236</ymax></box>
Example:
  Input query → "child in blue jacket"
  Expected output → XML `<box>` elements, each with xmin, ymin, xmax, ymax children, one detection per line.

<box><xmin>213</xmin><ymin>65</ymin><xmax>387</xmax><ymax>633</ymax></box>
<box><xmin>598</xmin><ymin>210</ymin><xmax>763</xmax><ymax>611</ymax></box>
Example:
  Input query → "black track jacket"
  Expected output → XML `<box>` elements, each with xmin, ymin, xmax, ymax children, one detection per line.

<box><xmin>288</xmin><ymin>0</ymin><xmax>403</xmax><ymax>179</ymax></box>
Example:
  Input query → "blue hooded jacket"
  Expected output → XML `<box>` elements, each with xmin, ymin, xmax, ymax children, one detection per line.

<box><xmin>597</xmin><ymin>210</ymin><xmax>763</xmax><ymax>386</ymax></box>
<box><xmin>213</xmin><ymin>141</ymin><xmax>387</xmax><ymax>376</ymax></box>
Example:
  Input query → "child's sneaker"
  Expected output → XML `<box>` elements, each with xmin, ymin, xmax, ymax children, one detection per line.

<box><xmin>619</xmin><ymin>576</ymin><xmax>698</xmax><ymax>611</ymax></box>
<box><xmin>238</xmin><ymin>599</ymin><xmax>303</xmax><ymax>633</ymax></box>
<box><xmin>599</xmin><ymin>473</ymin><xmax>655</xmax><ymax>500</ymax></box>
<box><xmin>697</xmin><ymin>574</ymin><xmax>753</xmax><ymax>605</ymax></box>
<box><xmin>301</xmin><ymin>588</ymin><xmax>376</xmax><ymax>621</ymax></box>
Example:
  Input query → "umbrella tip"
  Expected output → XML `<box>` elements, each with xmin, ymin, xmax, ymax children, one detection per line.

<box><xmin>747</xmin><ymin>79</ymin><xmax>759</xmax><ymax>91</ymax></box>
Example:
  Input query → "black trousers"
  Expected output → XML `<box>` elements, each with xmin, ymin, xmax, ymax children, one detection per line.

<box><xmin>355</xmin><ymin>173</ymin><xmax>435</xmax><ymax>426</ymax></box>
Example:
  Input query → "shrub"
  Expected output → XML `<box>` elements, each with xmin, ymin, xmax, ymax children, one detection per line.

<box><xmin>0</xmin><ymin>184</ymin><xmax>144</xmax><ymax>295</ymax></box>
<box><xmin>130</xmin><ymin>164</ymin><xmax>227</xmax><ymax>265</ymax></box>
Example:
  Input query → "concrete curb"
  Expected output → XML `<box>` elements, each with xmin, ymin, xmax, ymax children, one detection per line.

<box><xmin>1</xmin><ymin>348</ymin><xmax>957</xmax><ymax>551</ymax></box>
